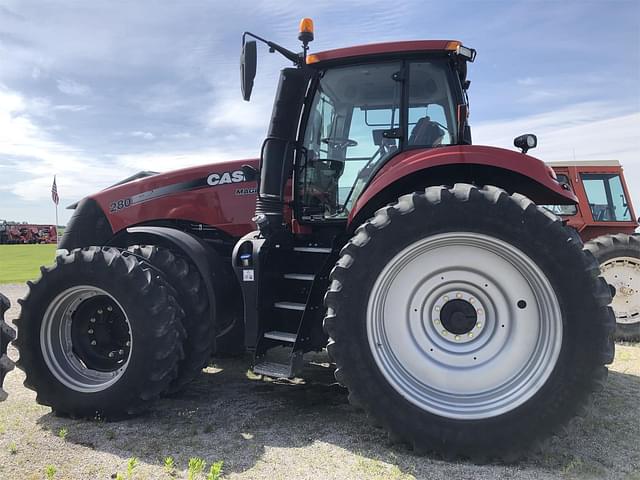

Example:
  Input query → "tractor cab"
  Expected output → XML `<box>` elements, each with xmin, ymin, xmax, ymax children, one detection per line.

<box><xmin>240</xmin><ymin>22</ymin><xmax>475</xmax><ymax>235</ymax></box>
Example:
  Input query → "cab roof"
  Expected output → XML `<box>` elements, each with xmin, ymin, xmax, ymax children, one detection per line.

<box><xmin>306</xmin><ymin>40</ymin><xmax>462</xmax><ymax>65</ymax></box>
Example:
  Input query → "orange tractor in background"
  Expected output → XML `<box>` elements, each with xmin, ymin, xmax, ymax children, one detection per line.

<box><xmin>546</xmin><ymin>161</ymin><xmax>639</xmax><ymax>340</ymax></box>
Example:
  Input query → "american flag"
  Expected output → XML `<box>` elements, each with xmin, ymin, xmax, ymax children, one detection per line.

<box><xmin>51</xmin><ymin>176</ymin><xmax>59</xmax><ymax>205</ymax></box>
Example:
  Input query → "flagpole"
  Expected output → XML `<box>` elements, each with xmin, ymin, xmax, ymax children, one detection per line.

<box><xmin>55</xmin><ymin>202</ymin><xmax>59</xmax><ymax>247</ymax></box>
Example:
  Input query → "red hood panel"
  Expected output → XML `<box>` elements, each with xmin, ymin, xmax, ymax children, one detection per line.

<box><xmin>91</xmin><ymin>158</ymin><xmax>260</xmax><ymax>237</ymax></box>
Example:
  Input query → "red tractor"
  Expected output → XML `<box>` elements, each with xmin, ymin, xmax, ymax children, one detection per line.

<box><xmin>0</xmin><ymin>21</ymin><xmax>615</xmax><ymax>459</ymax></box>
<box><xmin>546</xmin><ymin>161</ymin><xmax>639</xmax><ymax>340</ymax></box>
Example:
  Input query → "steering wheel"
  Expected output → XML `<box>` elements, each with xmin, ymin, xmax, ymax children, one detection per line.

<box><xmin>321</xmin><ymin>137</ymin><xmax>358</xmax><ymax>149</ymax></box>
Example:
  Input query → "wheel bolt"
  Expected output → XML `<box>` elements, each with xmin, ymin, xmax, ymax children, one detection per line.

<box><xmin>97</xmin><ymin>309</ymin><xmax>103</xmax><ymax>314</ymax></box>
<box><xmin>118</xmin><ymin>349</ymin><xmax>124</xmax><ymax>355</ymax></box>
<box><xmin>108</xmin><ymin>352</ymin><xmax>115</xmax><ymax>358</ymax></box>
<box><xmin>477</xmin><ymin>323</ymin><xmax>482</xmax><ymax>328</ymax></box>
<box><xmin>107</xmin><ymin>306</ymin><xmax>113</xmax><ymax>312</ymax></box>
<box><xmin>443</xmin><ymin>296</ymin><xmax>449</xmax><ymax>302</ymax></box>
<box><xmin>441</xmin><ymin>330</ymin><xmax>447</xmax><ymax>335</ymax></box>
<box><xmin>88</xmin><ymin>329</ymin><xmax>94</xmax><ymax>334</ymax></box>
<box><xmin>125</xmin><ymin>341</ymin><xmax>130</xmax><ymax>347</ymax></box>
<box><xmin>434</xmin><ymin>319</ymin><xmax>440</xmax><ymax>324</ymax></box>
<box><xmin>456</xmin><ymin>293</ymin><xmax>462</xmax><ymax>299</ymax></box>
<box><xmin>435</xmin><ymin>306</ymin><xmax>440</xmax><ymax>312</ymax></box>
<box><xmin>90</xmin><ymin>340</ymin><xmax>97</xmax><ymax>346</ymax></box>
<box><xmin>455</xmin><ymin>335</ymin><xmax>460</xmax><ymax>340</ymax></box>
<box><xmin>90</xmin><ymin>318</ymin><xmax>96</xmax><ymax>323</ymax></box>
<box><xmin>468</xmin><ymin>333</ymin><xmax>474</xmax><ymax>338</ymax></box>
<box><xmin>477</xmin><ymin>309</ymin><xmax>483</xmax><ymax>315</ymax></box>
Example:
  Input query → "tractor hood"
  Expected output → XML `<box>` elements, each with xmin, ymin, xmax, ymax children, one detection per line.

<box><xmin>89</xmin><ymin>158</ymin><xmax>260</xmax><ymax>238</ymax></box>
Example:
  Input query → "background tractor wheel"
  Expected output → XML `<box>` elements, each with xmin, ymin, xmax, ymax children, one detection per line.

<box><xmin>128</xmin><ymin>245</ymin><xmax>213</xmax><ymax>393</ymax></box>
<box><xmin>14</xmin><ymin>247</ymin><xmax>185</xmax><ymax>418</ymax></box>
<box><xmin>324</xmin><ymin>184</ymin><xmax>614</xmax><ymax>460</ymax></box>
<box><xmin>585</xmin><ymin>233</ymin><xmax>640</xmax><ymax>341</ymax></box>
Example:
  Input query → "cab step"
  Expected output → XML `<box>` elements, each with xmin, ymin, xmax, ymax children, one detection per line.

<box><xmin>264</xmin><ymin>330</ymin><xmax>297</xmax><ymax>343</ymax></box>
<box><xmin>274</xmin><ymin>301</ymin><xmax>305</xmax><ymax>311</ymax></box>
<box><xmin>283</xmin><ymin>273</ymin><xmax>315</xmax><ymax>281</ymax></box>
<box><xmin>253</xmin><ymin>361</ymin><xmax>294</xmax><ymax>378</ymax></box>
<box><xmin>293</xmin><ymin>246</ymin><xmax>332</xmax><ymax>254</ymax></box>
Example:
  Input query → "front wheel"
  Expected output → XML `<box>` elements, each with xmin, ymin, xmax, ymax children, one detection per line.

<box><xmin>324</xmin><ymin>184</ymin><xmax>615</xmax><ymax>459</ymax></box>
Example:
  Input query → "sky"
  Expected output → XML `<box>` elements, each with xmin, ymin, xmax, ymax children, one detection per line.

<box><xmin>0</xmin><ymin>0</ymin><xmax>638</xmax><ymax>225</ymax></box>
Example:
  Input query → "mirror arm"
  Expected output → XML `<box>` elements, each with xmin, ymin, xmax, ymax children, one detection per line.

<box><xmin>243</xmin><ymin>31</ymin><xmax>301</xmax><ymax>66</ymax></box>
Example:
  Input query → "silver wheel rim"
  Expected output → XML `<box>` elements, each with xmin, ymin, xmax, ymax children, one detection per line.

<box><xmin>41</xmin><ymin>286</ymin><xmax>132</xmax><ymax>393</ymax></box>
<box><xmin>367</xmin><ymin>232</ymin><xmax>563</xmax><ymax>420</ymax></box>
<box><xmin>600</xmin><ymin>256</ymin><xmax>640</xmax><ymax>324</ymax></box>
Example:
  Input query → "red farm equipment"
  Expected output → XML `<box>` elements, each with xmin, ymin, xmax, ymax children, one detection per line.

<box><xmin>0</xmin><ymin>20</ymin><xmax>616</xmax><ymax>459</ymax></box>
<box><xmin>0</xmin><ymin>222</ymin><xmax>58</xmax><ymax>244</ymax></box>
<box><xmin>546</xmin><ymin>161</ymin><xmax>639</xmax><ymax>340</ymax></box>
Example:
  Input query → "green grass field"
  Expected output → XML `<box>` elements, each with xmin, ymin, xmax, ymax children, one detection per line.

<box><xmin>0</xmin><ymin>244</ymin><xmax>57</xmax><ymax>284</ymax></box>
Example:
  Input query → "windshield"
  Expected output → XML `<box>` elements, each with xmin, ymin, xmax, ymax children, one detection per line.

<box><xmin>298</xmin><ymin>59</ymin><xmax>458</xmax><ymax>219</ymax></box>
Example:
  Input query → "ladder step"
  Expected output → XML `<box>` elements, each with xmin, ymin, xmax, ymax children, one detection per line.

<box><xmin>253</xmin><ymin>361</ymin><xmax>293</xmax><ymax>378</ymax></box>
<box><xmin>293</xmin><ymin>246</ymin><xmax>332</xmax><ymax>254</ymax></box>
<box><xmin>274</xmin><ymin>301</ymin><xmax>306</xmax><ymax>311</ymax></box>
<box><xmin>264</xmin><ymin>330</ymin><xmax>297</xmax><ymax>343</ymax></box>
<box><xmin>283</xmin><ymin>273</ymin><xmax>315</xmax><ymax>281</ymax></box>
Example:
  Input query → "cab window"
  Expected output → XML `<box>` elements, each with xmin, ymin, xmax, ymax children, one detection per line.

<box><xmin>542</xmin><ymin>174</ymin><xmax>578</xmax><ymax>216</ymax></box>
<box><xmin>581</xmin><ymin>173</ymin><xmax>632</xmax><ymax>221</ymax></box>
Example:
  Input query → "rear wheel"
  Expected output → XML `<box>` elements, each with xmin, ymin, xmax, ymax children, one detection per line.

<box><xmin>585</xmin><ymin>234</ymin><xmax>640</xmax><ymax>341</ymax></box>
<box><xmin>128</xmin><ymin>245</ymin><xmax>213</xmax><ymax>393</ymax></box>
<box><xmin>15</xmin><ymin>247</ymin><xmax>185</xmax><ymax>418</ymax></box>
<box><xmin>324</xmin><ymin>184</ymin><xmax>614</xmax><ymax>459</ymax></box>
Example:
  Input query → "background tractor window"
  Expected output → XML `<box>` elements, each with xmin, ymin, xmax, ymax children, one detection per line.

<box><xmin>581</xmin><ymin>173</ymin><xmax>632</xmax><ymax>221</ymax></box>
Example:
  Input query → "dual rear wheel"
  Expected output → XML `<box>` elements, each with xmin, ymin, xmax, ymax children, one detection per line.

<box><xmin>15</xmin><ymin>246</ymin><xmax>212</xmax><ymax>417</ymax></box>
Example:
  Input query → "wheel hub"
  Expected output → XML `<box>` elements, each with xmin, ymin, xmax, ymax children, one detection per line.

<box><xmin>367</xmin><ymin>232</ymin><xmax>563</xmax><ymax>420</ymax></box>
<box><xmin>601</xmin><ymin>256</ymin><xmax>640</xmax><ymax>323</ymax></box>
<box><xmin>41</xmin><ymin>286</ymin><xmax>133</xmax><ymax>393</ymax></box>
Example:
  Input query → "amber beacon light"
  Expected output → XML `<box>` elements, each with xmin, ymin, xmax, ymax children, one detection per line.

<box><xmin>299</xmin><ymin>18</ymin><xmax>314</xmax><ymax>44</ymax></box>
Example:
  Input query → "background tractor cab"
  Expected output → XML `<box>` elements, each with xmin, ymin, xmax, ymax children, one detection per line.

<box><xmin>546</xmin><ymin>160</ymin><xmax>639</xmax><ymax>340</ymax></box>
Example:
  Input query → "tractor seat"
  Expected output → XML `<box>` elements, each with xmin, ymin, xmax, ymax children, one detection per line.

<box><xmin>409</xmin><ymin>116</ymin><xmax>445</xmax><ymax>147</ymax></box>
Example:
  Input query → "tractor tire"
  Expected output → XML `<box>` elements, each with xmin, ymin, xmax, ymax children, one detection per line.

<box><xmin>324</xmin><ymin>184</ymin><xmax>615</xmax><ymax>460</ymax></box>
<box><xmin>128</xmin><ymin>245</ymin><xmax>213</xmax><ymax>393</ymax></box>
<box><xmin>585</xmin><ymin>233</ymin><xmax>640</xmax><ymax>341</ymax></box>
<box><xmin>14</xmin><ymin>247</ymin><xmax>185</xmax><ymax>418</ymax></box>
<box><xmin>0</xmin><ymin>293</ymin><xmax>16</xmax><ymax>401</ymax></box>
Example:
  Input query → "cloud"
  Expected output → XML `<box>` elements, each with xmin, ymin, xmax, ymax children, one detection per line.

<box><xmin>56</xmin><ymin>78</ymin><xmax>91</xmax><ymax>96</ymax></box>
<box><xmin>473</xmin><ymin>103</ymin><xmax>640</xmax><ymax>207</ymax></box>
<box><xmin>130</xmin><ymin>130</ymin><xmax>155</xmax><ymax>140</ymax></box>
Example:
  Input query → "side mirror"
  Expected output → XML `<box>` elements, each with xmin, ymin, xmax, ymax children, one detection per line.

<box><xmin>240</xmin><ymin>40</ymin><xmax>257</xmax><ymax>101</ymax></box>
<box><xmin>514</xmin><ymin>134</ymin><xmax>537</xmax><ymax>154</ymax></box>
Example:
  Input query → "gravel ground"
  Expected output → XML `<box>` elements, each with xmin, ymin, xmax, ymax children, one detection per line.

<box><xmin>0</xmin><ymin>282</ymin><xmax>638</xmax><ymax>480</ymax></box>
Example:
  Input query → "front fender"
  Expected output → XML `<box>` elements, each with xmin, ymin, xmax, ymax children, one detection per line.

<box><xmin>348</xmin><ymin>145</ymin><xmax>576</xmax><ymax>226</ymax></box>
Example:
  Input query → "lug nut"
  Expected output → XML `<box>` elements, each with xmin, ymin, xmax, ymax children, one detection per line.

<box><xmin>90</xmin><ymin>340</ymin><xmax>97</xmax><ymax>346</ymax></box>
<box><xmin>477</xmin><ymin>309</ymin><xmax>483</xmax><ymax>315</ymax></box>
<box><xmin>443</xmin><ymin>296</ymin><xmax>449</xmax><ymax>302</ymax></box>
<box><xmin>468</xmin><ymin>333</ymin><xmax>474</xmax><ymax>338</ymax></box>
<box><xmin>88</xmin><ymin>329</ymin><xmax>94</xmax><ymax>334</ymax></box>
<box><xmin>477</xmin><ymin>323</ymin><xmax>482</xmax><ymax>328</ymax></box>
<box><xmin>90</xmin><ymin>318</ymin><xmax>96</xmax><ymax>323</ymax></box>
<box><xmin>441</xmin><ymin>330</ymin><xmax>447</xmax><ymax>335</ymax></box>
<box><xmin>108</xmin><ymin>352</ymin><xmax>115</xmax><ymax>358</ymax></box>
<box><xmin>118</xmin><ymin>349</ymin><xmax>124</xmax><ymax>355</ymax></box>
<box><xmin>456</xmin><ymin>293</ymin><xmax>462</xmax><ymax>299</ymax></box>
<box><xmin>435</xmin><ymin>306</ymin><xmax>440</xmax><ymax>312</ymax></box>
<box><xmin>455</xmin><ymin>335</ymin><xmax>460</xmax><ymax>340</ymax></box>
<box><xmin>107</xmin><ymin>306</ymin><xmax>113</xmax><ymax>312</ymax></box>
<box><xmin>125</xmin><ymin>341</ymin><xmax>130</xmax><ymax>347</ymax></box>
<box><xmin>97</xmin><ymin>309</ymin><xmax>103</xmax><ymax>314</ymax></box>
